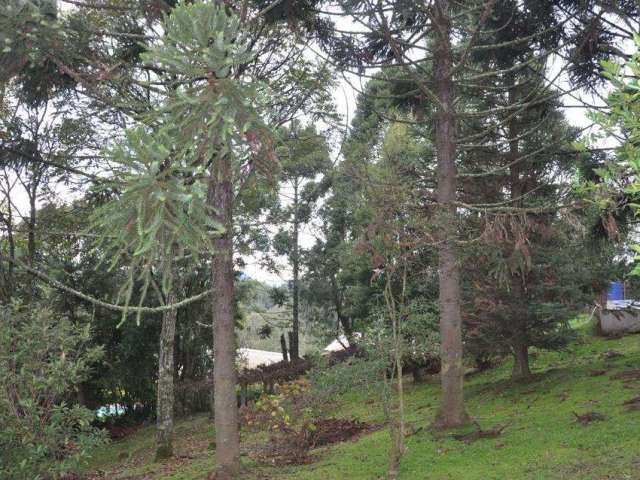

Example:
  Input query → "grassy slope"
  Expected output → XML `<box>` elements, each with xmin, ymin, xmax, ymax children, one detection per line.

<box><xmin>85</xmin><ymin>322</ymin><xmax>640</xmax><ymax>480</ymax></box>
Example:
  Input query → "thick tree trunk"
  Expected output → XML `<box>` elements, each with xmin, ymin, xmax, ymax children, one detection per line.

<box><xmin>291</xmin><ymin>180</ymin><xmax>300</xmax><ymax>360</ymax></box>
<box><xmin>512</xmin><ymin>342</ymin><xmax>531</xmax><ymax>379</ymax></box>
<box><xmin>210</xmin><ymin>154</ymin><xmax>240</xmax><ymax>479</ymax></box>
<box><xmin>209</xmin><ymin>386</ymin><xmax>215</xmax><ymax>421</ymax></box>
<box><xmin>431</xmin><ymin>0</ymin><xmax>469</xmax><ymax>430</ymax></box>
<box><xmin>156</xmin><ymin>288</ymin><xmax>178</xmax><ymax>460</ymax></box>
<box><xmin>506</xmin><ymin>83</ymin><xmax>531</xmax><ymax>381</ymax></box>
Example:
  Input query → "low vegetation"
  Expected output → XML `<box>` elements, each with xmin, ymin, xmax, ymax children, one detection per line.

<box><xmin>82</xmin><ymin>322</ymin><xmax>640</xmax><ymax>480</ymax></box>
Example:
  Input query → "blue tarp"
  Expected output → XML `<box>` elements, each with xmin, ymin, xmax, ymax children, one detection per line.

<box><xmin>608</xmin><ymin>281</ymin><xmax>625</xmax><ymax>301</ymax></box>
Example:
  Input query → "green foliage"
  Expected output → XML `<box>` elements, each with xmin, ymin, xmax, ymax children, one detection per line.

<box><xmin>269</xmin><ymin>123</ymin><xmax>332</xmax><ymax>268</ymax></box>
<box><xmin>586</xmin><ymin>36</ymin><xmax>640</xmax><ymax>274</ymax></box>
<box><xmin>0</xmin><ymin>302</ymin><xmax>107</xmax><ymax>479</ymax></box>
<box><xmin>142</xmin><ymin>0</ymin><xmax>250</xmax><ymax>79</ymax></box>
<box><xmin>90</xmin><ymin>0</ymin><xmax>276</xmax><ymax>322</ymax></box>
<box><xmin>401</xmin><ymin>299</ymin><xmax>440</xmax><ymax>361</ymax></box>
<box><xmin>90</xmin><ymin>126</ymin><xmax>219</xmax><ymax>325</ymax></box>
<box><xmin>0</xmin><ymin>0</ymin><xmax>86</xmax><ymax>105</ymax></box>
<box><xmin>32</xmin><ymin>201</ymin><xmax>165</xmax><ymax>418</ymax></box>
<box><xmin>309</xmin><ymin>354</ymin><xmax>387</xmax><ymax>409</ymax></box>
<box><xmin>240</xmin><ymin>378</ymin><xmax>323</xmax><ymax>465</ymax></box>
<box><xmin>243</xmin><ymin>393</ymin><xmax>291</xmax><ymax>432</ymax></box>
<box><xmin>463</xmin><ymin>215</ymin><xmax>590</xmax><ymax>366</ymax></box>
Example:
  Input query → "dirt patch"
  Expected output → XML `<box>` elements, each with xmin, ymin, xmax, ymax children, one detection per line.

<box><xmin>573</xmin><ymin>411</ymin><xmax>606</xmax><ymax>425</ymax></box>
<box><xmin>588</xmin><ymin>369</ymin><xmax>607</xmax><ymax>377</ymax></box>
<box><xmin>452</xmin><ymin>424</ymin><xmax>507</xmax><ymax>444</ymax></box>
<box><xmin>103</xmin><ymin>424</ymin><xmax>141</xmax><ymax>440</ymax></box>
<box><xmin>611</xmin><ymin>369</ymin><xmax>640</xmax><ymax>382</ymax></box>
<box><xmin>249</xmin><ymin>418</ymin><xmax>380</xmax><ymax>467</ymax></box>
<box><xmin>605</xmin><ymin>334</ymin><xmax>625</xmax><ymax>340</ymax></box>
<box><xmin>309</xmin><ymin>418</ymin><xmax>380</xmax><ymax>448</ymax></box>
<box><xmin>601</xmin><ymin>350</ymin><xmax>624</xmax><ymax>360</ymax></box>
<box><xmin>623</xmin><ymin>396</ymin><xmax>640</xmax><ymax>411</ymax></box>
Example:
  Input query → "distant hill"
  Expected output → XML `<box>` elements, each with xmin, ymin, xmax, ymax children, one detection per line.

<box><xmin>237</xmin><ymin>278</ymin><xmax>322</xmax><ymax>355</ymax></box>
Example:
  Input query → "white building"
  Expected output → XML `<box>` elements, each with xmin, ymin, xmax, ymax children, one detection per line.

<box><xmin>236</xmin><ymin>348</ymin><xmax>283</xmax><ymax>370</ymax></box>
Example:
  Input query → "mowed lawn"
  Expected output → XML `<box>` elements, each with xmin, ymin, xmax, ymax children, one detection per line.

<box><xmin>84</xmin><ymin>322</ymin><xmax>640</xmax><ymax>480</ymax></box>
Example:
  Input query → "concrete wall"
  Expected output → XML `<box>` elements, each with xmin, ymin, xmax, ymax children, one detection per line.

<box><xmin>599</xmin><ymin>309</ymin><xmax>640</xmax><ymax>335</ymax></box>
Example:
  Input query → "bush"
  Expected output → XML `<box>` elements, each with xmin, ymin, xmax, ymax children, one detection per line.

<box><xmin>240</xmin><ymin>378</ymin><xmax>317</xmax><ymax>465</ymax></box>
<box><xmin>0</xmin><ymin>302</ymin><xmax>107</xmax><ymax>479</ymax></box>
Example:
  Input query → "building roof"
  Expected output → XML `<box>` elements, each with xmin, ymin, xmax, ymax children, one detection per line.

<box><xmin>236</xmin><ymin>348</ymin><xmax>283</xmax><ymax>369</ymax></box>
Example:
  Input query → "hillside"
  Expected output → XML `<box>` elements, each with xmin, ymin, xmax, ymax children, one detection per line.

<box><xmin>237</xmin><ymin>309</ymin><xmax>321</xmax><ymax>355</ymax></box>
<box><xmin>236</xmin><ymin>279</ymin><xmax>323</xmax><ymax>355</ymax></box>
<box><xmin>84</xmin><ymin>323</ymin><xmax>640</xmax><ymax>480</ymax></box>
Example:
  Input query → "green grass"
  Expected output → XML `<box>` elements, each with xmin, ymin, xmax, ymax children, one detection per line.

<box><xmin>83</xmin><ymin>323</ymin><xmax>640</xmax><ymax>479</ymax></box>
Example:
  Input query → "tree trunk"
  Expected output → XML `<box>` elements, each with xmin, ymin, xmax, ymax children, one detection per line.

<box><xmin>288</xmin><ymin>331</ymin><xmax>295</xmax><ymax>362</ymax></box>
<box><xmin>209</xmin><ymin>154</ymin><xmax>240</xmax><ymax>480</ymax></box>
<box><xmin>412</xmin><ymin>367</ymin><xmax>429</xmax><ymax>384</ymax></box>
<box><xmin>0</xmin><ymin>198</ymin><xmax>15</xmax><ymax>301</ymax></box>
<box><xmin>209</xmin><ymin>386</ymin><xmax>215</xmax><ymax>420</ymax></box>
<box><xmin>331</xmin><ymin>275</ymin><xmax>353</xmax><ymax>341</ymax></box>
<box><xmin>280</xmin><ymin>333</ymin><xmax>289</xmax><ymax>363</ymax></box>
<box><xmin>512</xmin><ymin>342</ymin><xmax>531</xmax><ymax>379</ymax></box>
<box><xmin>291</xmin><ymin>180</ymin><xmax>300</xmax><ymax>360</ymax></box>
<box><xmin>506</xmin><ymin>83</ymin><xmax>531</xmax><ymax>381</ymax></box>
<box><xmin>431</xmin><ymin>0</ymin><xmax>469</xmax><ymax>430</ymax></box>
<box><xmin>338</xmin><ymin>313</ymin><xmax>353</xmax><ymax>343</ymax></box>
<box><xmin>156</xmin><ymin>288</ymin><xmax>178</xmax><ymax>460</ymax></box>
<box><xmin>27</xmin><ymin>183</ymin><xmax>37</xmax><ymax>266</ymax></box>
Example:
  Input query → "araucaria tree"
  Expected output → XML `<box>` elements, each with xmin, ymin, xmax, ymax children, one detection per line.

<box><xmin>270</xmin><ymin>123</ymin><xmax>332</xmax><ymax>359</ymax></box>
<box><xmin>90</xmin><ymin>2</ymin><xmax>332</xmax><ymax>477</ymax></box>
<box><xmin>321</xmin><ymin>0</ymin><xmax>625</xmax><ymax>428</ymax></box>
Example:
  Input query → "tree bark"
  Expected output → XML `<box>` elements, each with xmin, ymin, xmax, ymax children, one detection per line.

<box><xmin>331</xmin><ymin>275</ymin><xmax>353</xmax><ymax>340</ymax></box>
<box><xmin>155</xmin><ymin>288</ymin><xmax>178</xmax><ymax>460</ymax></box>
<box><xmin>28</xmin><ymin>196</ymin><xmax>36</xmax><ymax>265</ymax></box>
<box><xmin>506</xmin><ymin>82</ymin><xmax>531</xmax><ymax>381</ymax></box>
<box><xmin>512</xmin><ymin>341</ymin><xmax>531</xmax><ymax>379</ymax></box>
<box><xmin>209</xmin><ymin>154</ymin><xmax>240</xmax><ymax>479</ymax></box>
<box><xmin>0</xmin><ymin>196</ymin><xmax>15</xmax><ymax>300</ymax></box>
<box><xmin>431</xmin><ymin>0</ymin><xmax>470</xmax><ymax>430</ymax></box>
<box><xmin>280</xmin><ymin>333</ymin><xmax>289</xmax><ymax>363</ymax></box>
<box><xmin>287</xmin><ymin>331</ymin><xmax>295</xmax><ymax>362</ymax></box>
<box><xmin>291</xmin><ymin>179</ymin><xmax>300</xmax><ymax>359</ymax></box>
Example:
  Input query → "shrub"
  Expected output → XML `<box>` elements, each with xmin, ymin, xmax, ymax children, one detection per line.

<box><xmin>240</xmin><ymin>378</ymin><xmax>317</xmax><ymax>464</ymax></box>
<box><xmin>0</xmin><ymin>302</ymin><xmax>107</xmax><ymax>479</ymax></box>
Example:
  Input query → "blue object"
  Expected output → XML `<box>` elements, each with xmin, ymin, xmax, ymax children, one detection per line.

<box><xmin>607</xmin><ymin>281</ymin><xmax>625</xmax><ymax>301</ymax></box>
